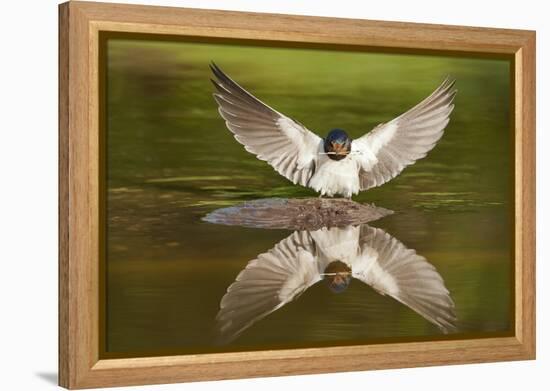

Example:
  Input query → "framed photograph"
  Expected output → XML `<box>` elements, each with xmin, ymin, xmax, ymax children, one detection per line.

<box><xmin>59</xmin><ymin>1</ymin><xmax>536</xmax><ymax>389</ymax></box>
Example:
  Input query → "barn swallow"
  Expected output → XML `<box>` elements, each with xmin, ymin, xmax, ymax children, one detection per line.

<box><xmin>210</xmin><ymin>63</ymin><xmax>456</xmax><ymax>198</ymax></box>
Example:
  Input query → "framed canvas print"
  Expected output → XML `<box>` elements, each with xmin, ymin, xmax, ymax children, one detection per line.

<box><xmin>58</xmin><ymin>1</ymin><xmax>536</xmax><ymax>389</ymax></box>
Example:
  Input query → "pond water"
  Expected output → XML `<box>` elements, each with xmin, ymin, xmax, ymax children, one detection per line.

<box><xmin>104</xmin><ymin>39</ymin><xmax>512</xmax><ymax>357</ymax></box>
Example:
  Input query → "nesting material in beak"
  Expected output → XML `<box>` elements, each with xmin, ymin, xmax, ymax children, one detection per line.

<box><xmin>331</xmin><ymin>142</ymin><xmax>349</xmax><ymax>155</ymax></box>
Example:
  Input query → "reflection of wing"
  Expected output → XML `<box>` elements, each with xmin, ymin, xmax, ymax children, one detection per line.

<box><xmin>352</xmin><ymin>78</ymin><xmax>456</xmax><ymax>190</ymax></box>
<box><xmin>211</xmin><ymin>63</ymin><xmax>323</xmax><ymax>186</ymax></box>
<box><xmin>216</xmin><ymin>231</ymin><xmax>321</xmax><ymax>343</ymax></box>
<box><xmin>352</xmin><ymin>226</ymin><xmax>457</xmax><ymax>333</ymax></box>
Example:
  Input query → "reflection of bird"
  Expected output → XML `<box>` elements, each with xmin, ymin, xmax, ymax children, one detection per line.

<box><xmin>216</xmin><ymin>225</ymin><xmax>457</xmax><ymax>344</ymax></box>
<box><xmin>211</xmin><ymin>63</ymin><xmax>456</xmax><ymax>198</ymax></box>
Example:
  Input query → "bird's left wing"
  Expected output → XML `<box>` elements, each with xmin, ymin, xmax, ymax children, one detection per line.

<box><xmin>352</xmin><ymin>78</ymin><xmax>456</xmax><ymax>190</ymax></box>
<box><xmin>216</xmin><ymin>231</ymin><xmax>322</xmax><ymax>344</ymax></box>
<box><xmin>211</xmin><ymin>63</ymin><xmax>322</xmax><ymax>186</ymax></box>
<box><xmin>352</xmin><ymin>226</ymin><xmax>457</xmax><ymax>333</ymax></box>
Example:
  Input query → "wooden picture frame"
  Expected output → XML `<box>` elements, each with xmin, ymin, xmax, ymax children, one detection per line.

<box><xmin>58</xmin><ymin>1</ymin><xmax>536</xmax><ymax>389</ymax></box>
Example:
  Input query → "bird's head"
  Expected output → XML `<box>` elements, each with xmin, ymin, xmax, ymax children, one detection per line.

<box><xmin>322</xmin><ymin>261</ymin><xmax>352</xmax><ymax>293</ymax></box>
<box><xmin>324</xmin><ymin>129</ymin><xmax>352</xmax><ymax>161</ymax></box>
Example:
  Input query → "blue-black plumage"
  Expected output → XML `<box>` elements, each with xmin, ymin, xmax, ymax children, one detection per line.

<box><xmin>324</xmin><ymin>129</ymin><xmax>352</xmax><ymax>161</ymax></box>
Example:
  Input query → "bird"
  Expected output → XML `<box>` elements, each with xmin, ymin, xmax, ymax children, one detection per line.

<box><xmin>215</xmin><ymin>224</ymin><xmax>457</xmax><ymax>344</ymax></box>
<box><xmin>210</xmin><ymin>63</ymin><xmax>456</xmax><ymax>198</ymax></box>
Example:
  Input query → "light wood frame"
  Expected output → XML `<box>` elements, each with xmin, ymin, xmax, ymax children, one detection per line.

<box><xmin>59</xmin><ymin>1</ymin><xmax>536</xmax><ymax>389</ymax></box>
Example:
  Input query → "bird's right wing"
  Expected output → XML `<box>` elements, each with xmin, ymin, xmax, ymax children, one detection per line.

<box><xmin>216</xmin><ymin>231</ymin><xmax>321</xmax><ymax>344</ymax></box>
<box><xmin>211</xmin><ymin>63</ymin><xmax>323</xmax><ymax>186</ymax></box>
<box><xmin>352</xmin><ymin>226</ymin><xmax>457</xmax><ymax>333</ymax></box>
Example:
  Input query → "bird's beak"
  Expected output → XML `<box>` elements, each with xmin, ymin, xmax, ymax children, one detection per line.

<box><xmin>331</xmin><ymin>141</ymin><xmax>348</xmax><ymax>155</ymax></box>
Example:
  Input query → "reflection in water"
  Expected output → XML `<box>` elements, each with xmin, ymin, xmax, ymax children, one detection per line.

<box><xmin>323</xmin><ymin>260</ymin><xmax>352</xmax><ymax>293</ymax></box>
<box><xmin>215</xmin><ymin>223</ymin><xmax>457</xmax><ymax>345</ymax></box>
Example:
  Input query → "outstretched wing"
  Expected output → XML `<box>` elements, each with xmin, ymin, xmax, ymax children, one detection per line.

<box><xmin>210</xmin><ymin>63</ymin><xmax>322</xmax><ymax>186</ymax></box>
<box><xmin>352</xmin><ymin>226</ymin><xmax>457</xmax><ymax>333</ymax></box>
<box><xmin>216</xmin><ymin>231</ymin><xmax>321</xmax><ymax>344</ymax></box>
<box><xmin>352</xmin><ymin>78</ymin><xmax>456</xmax><ymax>190</ymax></box>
